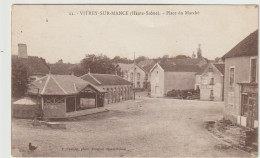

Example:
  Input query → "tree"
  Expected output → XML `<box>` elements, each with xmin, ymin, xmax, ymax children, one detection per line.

<box><xmin>135</xmin><ymin>56</ymin><xmax>148</xmax><ymax>63</ymax></box>
<box><xmin>12</xmin><ymin>58</ymin><xmax>29</xmax><ymax>98</ymax></box>
<box><xmin>72</xmin><ymin>54</ymin><xmax>123</xmax><ymax>76</ymax></box>
<box><xmin>112</xmin><ymin>56</ymin><xmax>133</xmax><ymax>64</ymax></box>
<box><xmin>173</xmin><ymin>55</ymin><xmax>190</xmax><ymax>59</ymax></box>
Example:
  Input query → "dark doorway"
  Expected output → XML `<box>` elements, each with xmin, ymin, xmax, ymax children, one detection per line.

<box><xmin>66</xmin><ymin>97</ymin><xmax>76</xmax><ymax>112</ymax></box>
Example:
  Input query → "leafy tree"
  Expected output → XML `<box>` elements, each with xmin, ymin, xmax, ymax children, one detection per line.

<box><xmin>135</xmin><ymin>56</ymin><xmax>148</xmax><ymax>63</ymax></box>
<box><xmin>12</xmin><ymin>58</ymin><xmax>29</xmax><ymax>98</ymax></box>
<box><xmin>173</xmin><ymin>55</ymin><xmax>191</xmax><ymax>59</ymax></box>
<box><xmin>112</xmin><ymin>56</ymin><xmax>133</xmax><ymax>64</ymax></box>
<box><xmin>72</xmin><ymin>54</ymin><xmax>123</xmax><ymax>76</ymax></box>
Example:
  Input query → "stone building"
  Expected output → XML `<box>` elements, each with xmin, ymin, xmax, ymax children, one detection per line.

<box><xmin>222</xmin><ymin>30</ymin><xmax>258</xmax><ymax>128</ymax></box>
<box><xmin>80</xmin><ymin>73</ymin><xmax>133</xmax><ymax>104</ymax></box>
<box><xmin>150</xmin><ymin>62</ymin><xmax>201</xmax><ymax>97</ymax></box>
<box><xmin>198</xmin><ymin>63</ymin><xmax>225</xmax><ymax>101</ymax></box>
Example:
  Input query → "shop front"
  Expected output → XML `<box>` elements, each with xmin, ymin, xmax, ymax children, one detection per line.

<box><xmin>239</xmin><ymin>83</ymin><xmax>258</xmax><ymax>128</ymax></box>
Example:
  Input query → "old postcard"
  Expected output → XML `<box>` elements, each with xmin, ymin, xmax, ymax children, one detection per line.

<box><xmin>11</xmin><ymin>4</ymin><xmax>258</xmax><ymax>157</ymax></box>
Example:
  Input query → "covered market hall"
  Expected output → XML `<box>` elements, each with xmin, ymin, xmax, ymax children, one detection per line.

<box><xmin>26</xmin><ymin>74</ymin><xmax>106</xmax><ymax>119</ymax></box>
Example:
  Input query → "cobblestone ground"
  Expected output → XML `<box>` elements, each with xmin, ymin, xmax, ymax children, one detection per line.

<box><xmin>12</xmin><ymin>96</ymin><xmax>253</xmax><ymax>157</ymax></box>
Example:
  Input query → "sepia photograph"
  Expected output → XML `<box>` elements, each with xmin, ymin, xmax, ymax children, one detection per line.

<box><xmin>11</xmin><ymin>4</ymin><xmax>258</xmax><ymax>157</ymax></box>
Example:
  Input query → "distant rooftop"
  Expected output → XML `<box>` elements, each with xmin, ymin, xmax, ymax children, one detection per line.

<box><xmin>80</xmin><ymin>73</ymin><xmax>132</xmax><ymax>86</ymax></box>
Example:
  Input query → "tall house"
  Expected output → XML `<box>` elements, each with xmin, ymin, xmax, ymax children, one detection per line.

<box><xmin>222</xmin><ymin>30</ymin><xmax>258</xmax><ymax>128</ymax></box>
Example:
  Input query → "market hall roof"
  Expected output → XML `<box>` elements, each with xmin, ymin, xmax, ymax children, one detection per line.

<box><xmin>27</xmin><ymin>74</ymin><xmax>106</xmax><ymax>95</ymax></box>
<box><xmin>222</xmin><ymin>30</ymin><xmax>258</xmax><ymax>59</ymax></box>
<box><xmin>80</xmin><ymin>73</ymin><xmax>132</xmax><ymax>86</ymax></box>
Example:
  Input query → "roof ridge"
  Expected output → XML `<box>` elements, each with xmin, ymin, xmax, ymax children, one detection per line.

<box><xmin>50</xmin><ymin>75</ymin><xmax>68</xmax><ymax>94</ymax></box>
<box><xmin>89</xmin><ymin>73</ymin><xmax>102</xmax><ymax>84</ymax></box>
<box><xmin>41</xmin><ymin>75</ymin><xmax>51</xmax><ymax>94</ymax></box>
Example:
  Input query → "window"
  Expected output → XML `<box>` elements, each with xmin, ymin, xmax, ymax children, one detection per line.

<box><xmin>137</xmin><ymin>73</ymin><xmax>140</xmax><ymax>80</ymax></box>
<box><xmin>251</xmin><ymin>58</ymin><xmax>257</xmax><ymax>83</ymax></box>
<box><xmin>229</xmin><ymin>67</ymin><xmax>235</xmax><ymax>87</ymax></box>
<box><xmin>130</xmin><ymin>73</ymin><xmax>133</xmax><ymax>82</ymax></box>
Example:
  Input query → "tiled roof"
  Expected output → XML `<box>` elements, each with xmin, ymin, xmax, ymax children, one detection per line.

<box><xmin>213</xmin><ymin>64</ymin><xmax>225</xmax><ymax>75</ymax></box>
<box><xmin>195</xmin><ymin>64</ymin><xmax>208</xmax><ymax>75</ymax></box>
<box><xmin>142</xmin><ymin>64</ymin><xmax>155</xmax><ymax>72</ymax></box>
<box><xmin>80</xmin><ymin>73</ymin><xmax>132</xmax><ymax>86</ymax></box>
<box><xmin>167</xmin><ymin>58</ymin><xmax>201</xmax><ymax>65</ymax></box>
<box><xmin>159</xmin><ymin>63</ymin><xmax>201</xmax><ymax>72</ymax></box>
<box><xmin>222</xmin><ymin>30</ymin><xmax>258</xmax><ymax>59</ymax></box>
<box><xmin>12</xmin><ymin>55</ymin><xmax>49</xmax><ymax>75</ymax></box>
<box><xmin>28</xmin><ymin>74</ymin><xmax>105</xmax><ymax>95</ymax></box>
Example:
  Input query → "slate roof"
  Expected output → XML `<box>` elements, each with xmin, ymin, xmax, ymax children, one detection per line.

<box><xmin>12</xmin><ymin>55</ymin><xmax>50</xmax><ymax>75</ymax></box>
<box><xmin>27</xmin><ymin>74</ymin><xmax>105</xmax><ymax>95</ymax></box>
<box><xmin>158</xmin><ymin>63</ymin><xmax>201</xmax><ymax>72</ymax></box>
<box><xmin>222</xmin><ymin>30</ymin><xmax>258</xmax><ymax>59</ymax></box>
<box><xmin>80</xmin><ymin>73</ymin><xmax>132</xmax><ymax>86</ymax></box>
<box><xmin>213</xmin><ymin>64</ymin><xmax>225</xmax><ymax>75</ymax></box>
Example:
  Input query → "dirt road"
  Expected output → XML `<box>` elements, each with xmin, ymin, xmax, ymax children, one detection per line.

<box><xmin>12</xmin><ymin>97</ymin><xmax>252</xmax><ymax>157</ymax></box>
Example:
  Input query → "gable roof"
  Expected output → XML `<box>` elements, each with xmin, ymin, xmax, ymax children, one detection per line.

<box><xmin>142</xmin><ymin>64</ymin><xmax>155</xmax><ymax>72</ymax></box>
<box><xmin>195</xmin><ymin>64</ymin><xmax>208</xmax><ymax>75</ymax></box>
<box><xmin>222</xmin><ymin>30</ymin><xmax>258</xmax><ymax>59</ymax></box>
<box><xmin>213</xmin><ymin>64</ymin><xmax>225</xmax><ymax>75</ymax></box>
<box><xmin>80</xmin><ymin>73</ymin><xmax>132</xmax><ymax>86</ymax></box>
<box><xmin>27</xmin><ymin>74</ymin><xmax>105</xmax><ymax>95</ymax></box>
<box><xmin>159</xmin><ymin>63</ymin><xmax>201</xmax><ymax>72</ymax></box>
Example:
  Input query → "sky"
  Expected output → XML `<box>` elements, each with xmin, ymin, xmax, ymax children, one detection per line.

<box><xmin>12</xmin><ymin>5</ymin><xmax>258</xmax><ymax>63</ymax></box>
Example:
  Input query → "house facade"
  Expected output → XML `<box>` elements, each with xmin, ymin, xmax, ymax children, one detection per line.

<box><xmin>80</xmin><ymin>73</ymin><xmax>133</xmax><ymax>104</ymax></box>
<box><xmin>199</xmin><ymin>63</ymin><xmax>225</xmax><ymax>101</ymax></box>
<box><xmin>27</xmin><ymin>74</ymin><xmax>106</xmax><ymax>119</ymax></box>
<box><xmin>150</xmin><ymin>63</ymin><xmax>200</xmax><ymax>97</ymax></box>
<box><xmin>126</xmin><ymin>64</ymin><xmax>148</xmax><ymax>89</ymax></box>
<box><xmin>222</xmin><ymin>30</ymin><xmax>258</xmax><ymax>128</ymax></box>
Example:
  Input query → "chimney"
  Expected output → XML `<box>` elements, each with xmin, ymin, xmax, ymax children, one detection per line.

<box><xmin>18</xmin><ymin>43</ymin><xmax>28</xmax><ymax>58</ymax></box>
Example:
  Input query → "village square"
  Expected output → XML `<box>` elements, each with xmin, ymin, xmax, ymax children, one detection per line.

<box><xmin>12</xmin><ymin>30</ymin><xmax>258</xmax><ymax>157</ymax></box>
<box><xmin>10</xmin><ymin>5</ymin><xmax>258</xmax><ymax>157</ymax></box>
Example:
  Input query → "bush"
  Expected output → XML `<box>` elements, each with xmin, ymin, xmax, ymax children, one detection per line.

<box><xmin>167</xmin><ymin>89</ymin><xmax>200</xmax><ymax>99</ymax></box>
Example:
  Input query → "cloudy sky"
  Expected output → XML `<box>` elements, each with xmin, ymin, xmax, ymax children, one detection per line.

<box><xmin>12</xmin><ymin>5</ymin><xmax>258</xmax><ymax>63</ymax></box>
